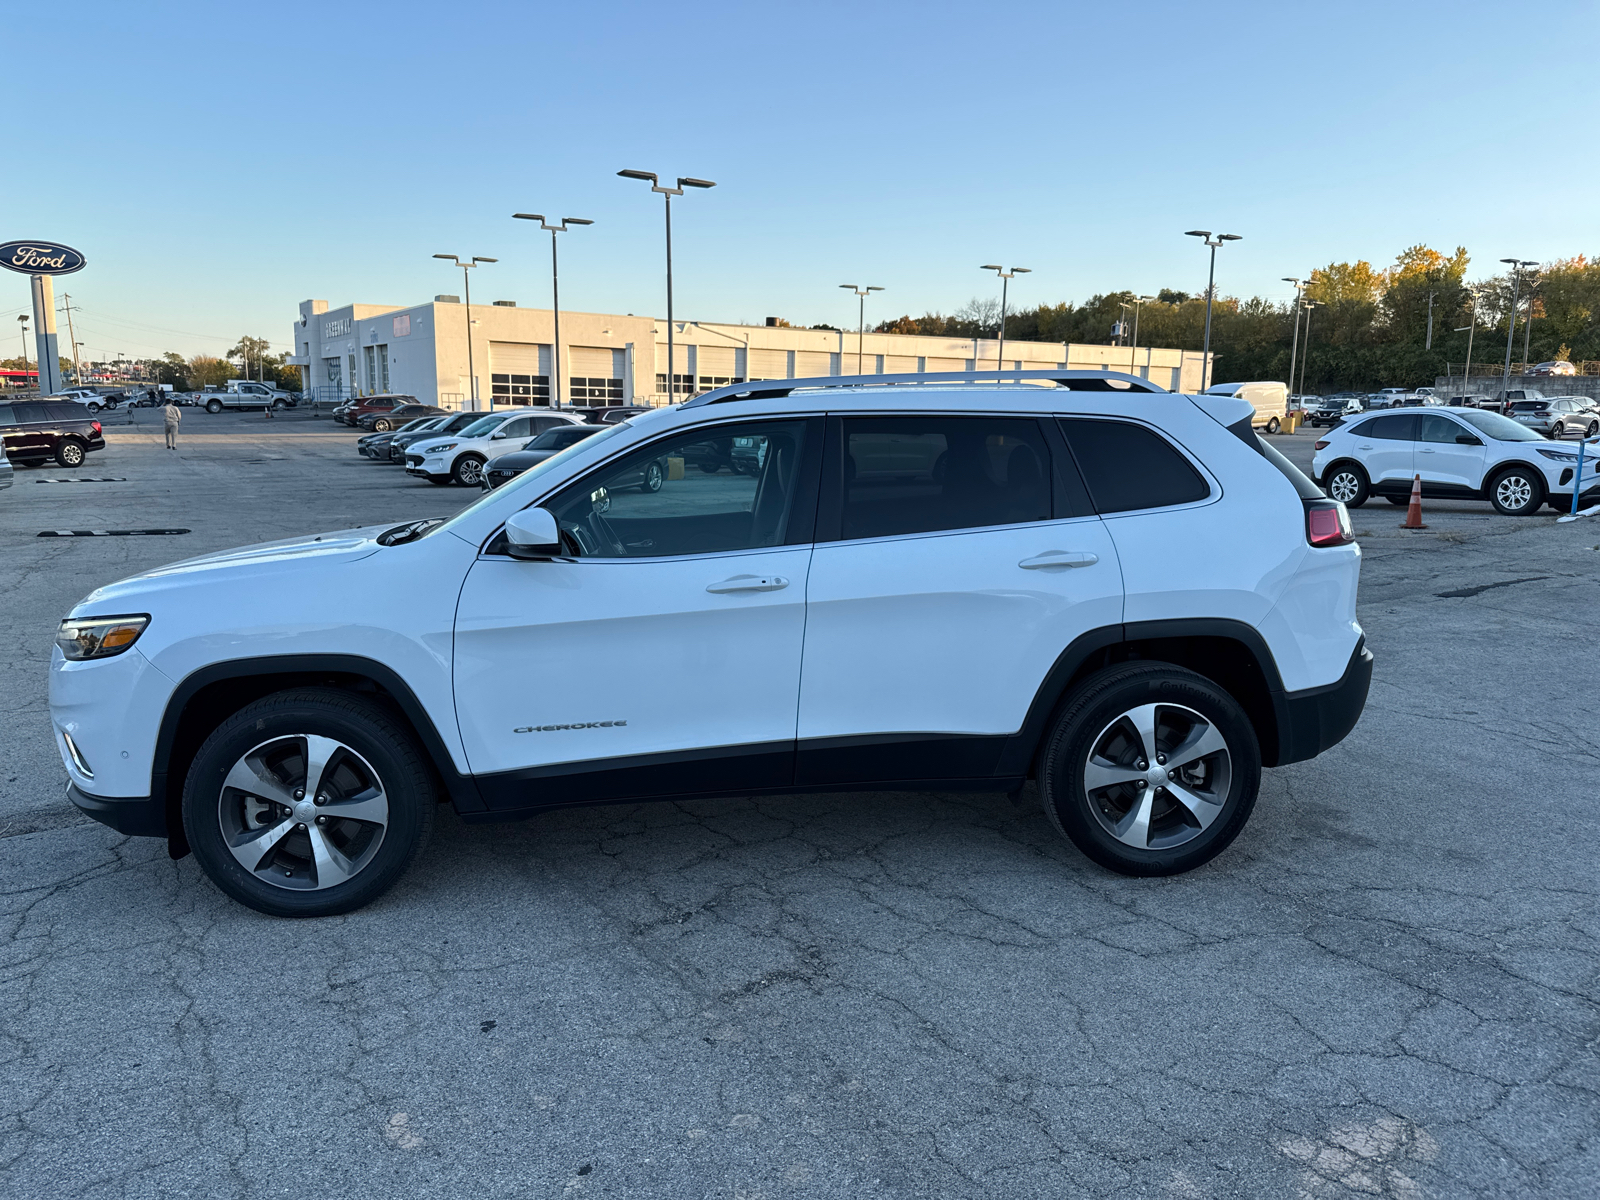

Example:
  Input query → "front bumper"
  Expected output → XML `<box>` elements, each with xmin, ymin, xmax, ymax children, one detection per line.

<box><xmin>1273</xmin><ymin>638</ymin><xmax>1373</xmax><ymax>766</ymax></box>
<box><xmin>68</xmin><ymin>782</ymin><xmax>165</xmax><ymax>837</ymax></box>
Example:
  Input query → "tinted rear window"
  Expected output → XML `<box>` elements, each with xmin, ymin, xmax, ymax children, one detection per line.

<box><xmin>1058</xmin><ymin>419</ymin><xmax>1210</xmax><ymax>513</ymax></box>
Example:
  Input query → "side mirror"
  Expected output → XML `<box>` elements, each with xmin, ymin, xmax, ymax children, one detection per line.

<box><xmin>503</xmin><ymin>507</ymin><xmax>562</xmax><ymax>559</ymax></box>
<box><xmin>491</xmin><ymin>430</ymin><xmax>507</xmax><ymax>439</ymax></box>
<box><xmin>1456</xmin><ymin>434</ymin><xmax>1482</xmax><ymax>445</ymax></box>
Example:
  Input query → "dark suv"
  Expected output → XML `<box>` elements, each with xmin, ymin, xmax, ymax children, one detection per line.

<box><xmin>0</xmin><ymin>400</ymin><xmax>107</xmax><ymax>468</ymax></box>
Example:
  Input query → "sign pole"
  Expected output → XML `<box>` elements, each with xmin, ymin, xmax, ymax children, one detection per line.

<box><xmin>30</xmin><ymin>273</ymin><xmax>62</xmax><ymax>395</ymax></box>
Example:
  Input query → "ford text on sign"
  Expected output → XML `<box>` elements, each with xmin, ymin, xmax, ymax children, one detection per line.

<box><xmin>0</xmin><ymin>240</ymin><xmax>87</xmax><ymax>275</ymax></box>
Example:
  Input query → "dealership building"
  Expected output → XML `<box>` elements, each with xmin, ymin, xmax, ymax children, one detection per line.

<box><xmin>286</xmin><ymin>296</ymin><xmax>1210</xmax><ymax>409</ymax></box>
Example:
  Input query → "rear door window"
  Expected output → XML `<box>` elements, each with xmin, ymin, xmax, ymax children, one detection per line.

<box><xmin>1058</xmin><ymin>419</ymin><xmax>1209</xmax><ymax>514</ymax></box>
<box><xmin>839</xmin><ymin>416</ymin><xmax>1052</xmax><ymax>540</ymax></box>
<box><xmin>1355</xmin><ymin>413</ymin><xmax>1418</xmax><ymax>440</ymax></box>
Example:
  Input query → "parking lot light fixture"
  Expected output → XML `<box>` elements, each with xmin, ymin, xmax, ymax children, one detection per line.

<box><xmin>1455</xmin><ymin>288</ymin><xmax>1481</xmax><ymax>391</ymax></box>
<box><xmin>434</xmin><ymin>254</ymin><xmax>496</xmax><ymax>410</ymax></box>
<box><xmin>1127</xmin><ymin>294</ymin><xmax>1155</xmax><ymax>379</ymax></box>
<box><xmin>1186</xmin><ymin>231</ymin><xmax>1241</xmax><ymax>391</ymax></box>
<box><xmin>619</xmin><ymin>169</ymin><xmax>716</xmax><ymax>403</ymax></box>
<box><xmin>839</xmin><ymin>285</ymin><xmax>884</xmax><ymax>375</ymax></box>
<box><xmin>514</xmin><ymin>214</ymin><xmax>593</xmax><ymax>409</ymax></box>
<box><xmin>1498</xmin><ymin>258</ymin><xmax>1537</xmax><ymax>408</ymax></box>
<box><xmin>1282</xmin><ymin>277</ymin><xmax>1309</xmax><ymax>398</ymax></box>
<box><xmin>16</xmin><ymin>315</ymin><xmax>28</xmax><ymax>384</ymax></box>
<box><xmin>981</xmin><ymin>265</ymin><xmax>1030</xmax><ymax>377</ymax></box>
<box><xmin>1298</xmin><ymin>299</ymin><xmax>1323</xmax><ymax>398</ymax></box>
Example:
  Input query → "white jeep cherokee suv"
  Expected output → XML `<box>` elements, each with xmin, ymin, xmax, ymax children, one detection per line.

<box><xmin>1312</xmin><ymin>406</ymin><xmax>1600</xmax><ymax>515</ymax></box>
<box><xmin>51</xmin><ymin>371</ymin><xmax>1372</xmax><ymax>917</ymax></box>
<box><xmin>405</xmin><ymin>409</ymin><xmax>583</xmax><ymax>487</ymax></box>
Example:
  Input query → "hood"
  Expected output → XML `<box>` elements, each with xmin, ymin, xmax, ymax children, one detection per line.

<box><xmin>70</xmin><ymin>524</ymin><xmax>392</xmax><ymax>614</ymax></box>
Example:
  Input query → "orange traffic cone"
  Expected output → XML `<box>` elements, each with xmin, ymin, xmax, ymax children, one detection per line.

<box><xmin>1400</xmin><ymin>473</ymin><xmax>1427</xmax><ymax>529</ymax></box>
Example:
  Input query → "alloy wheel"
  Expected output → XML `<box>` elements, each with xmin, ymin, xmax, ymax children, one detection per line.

<box><xmin>456</xmin><ymin>457</ymin><xmax>483</xmax><ymax>486</ymax></box>
<box><xmin>1495</xmin><ymin>474</ymin><xmax>1534</xmax><ymax>513</ymax></box>
<box><xmin>1080</xmin><ymin>702</ymin><xmax>1232</xmax><ymax>851</ymax></box>
<box><xmin>217</xmin><ymin>734</ymin><xmax>389</xmax><ymax>891</ymax></box>
<box><xmin>1328</xmin><ymin>471</ymin><xmax>1361</xmax><ymax>503</ymax></box>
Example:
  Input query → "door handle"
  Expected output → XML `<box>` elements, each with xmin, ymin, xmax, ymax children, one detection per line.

<box><xmin>1418</xmin><ymin>448</ymin><xmax>1435</xmax><ymax>454</ymax></box>
<box><xmin>707</xmin><ymin>574</ymin><xmax>788</xmax><ymax>594</ymax></box>
<box><xmin>1018</xmin><ymin>551</ymin><xmax>1098</xmax><ymax>570</ymax></box>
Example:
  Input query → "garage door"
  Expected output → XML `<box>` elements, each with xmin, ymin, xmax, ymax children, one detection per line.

<box><xmin>747</xmin><ymin>348</ymin><xmax>789</xmax><ymax>380</ymax></box>
<box><xmin>570</xmin><ymin>347</ymin><xmax>624</xmax><ymax>404</ymax></box>
<box><xmin>490</xmin><ymin>342</ymin><xmax>551</xmax><ymax>405</ymax></box>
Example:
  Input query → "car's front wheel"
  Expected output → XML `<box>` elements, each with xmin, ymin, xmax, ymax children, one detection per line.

<box><xmin>640</xmin><ymin>461</ymin><xmax>664</xmax><ymax>492</ymax></box>
<box><xmin>1037</xmin><ymin>663</ymin><xmax>1261</xmax><ymax>876</ymax></box>
<box><xmin>452</xmin><ymin>454</ymin><xmax>485</xmax><ymax>487</ymax></box>
<box><xmin>1489</xmin><ymin>466</ymin><xmax>1543</xmax><ymax>516</ymax></box>
<box><xmin>182</xmin><ymin>689</ymin><xmax>436</xmax><ymax>917</ymax></box>
<box><xmin>374</xmin><ymin>419</ymin><xmax>391</xmax><ymax>432</ymax></box>
<box><xmin>55</xmin><ymin>438</ymin><xmax>86</xmax><ymax>468</ymax></box>
<box><xmin>1324</xmin><ymin>462</ymin><xmax>1369</xmax><ymax>508</ymax></box>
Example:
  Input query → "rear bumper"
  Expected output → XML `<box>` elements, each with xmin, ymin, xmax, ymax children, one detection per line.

<box><xmin>1273</xmin><ymin>638</ymin><xmax>1373</xmax><ymax>766</ymax></box>
<box><xmin>67</xmin><ymin>782</ymin><xmax>166</xmax><ymax>838</ymax></box>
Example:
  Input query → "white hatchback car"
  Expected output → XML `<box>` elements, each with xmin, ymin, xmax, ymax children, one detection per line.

<box><xmin>52</xmin><ymin>371</ymin><xmax>1372</xmax><ymax>917</ymax></box>
<box><xmin>405</xmin><ymin>409</ymin><xmax>584</xmax><ymax>486</ymax></box>
<box><xmin>1312</xmin><ymin>406</ymin><xmax>1600</xmax><ymax>515</ymax></box>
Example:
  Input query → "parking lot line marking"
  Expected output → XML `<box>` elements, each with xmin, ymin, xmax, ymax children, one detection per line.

<box><xmin>36</xmin><ymin>529</ymin><xmax>192</xmax><ymax>538</ymax></box>
<box><xmin>35</xmin><ymin>477</ymin><xmax>128</xmax><ymax>483</ymax></box>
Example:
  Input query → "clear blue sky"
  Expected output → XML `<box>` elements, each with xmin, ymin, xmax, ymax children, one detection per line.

<box><xmin>9</xmin><ymin>0</ymin><xmax>1595</xmax><ymax>360</ymax></box>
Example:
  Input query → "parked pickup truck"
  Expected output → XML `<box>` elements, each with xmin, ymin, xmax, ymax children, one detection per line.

<box><xmin>201</xmin><ymin>380</ymin><xmax>297</xmax><ymax>413</ymax></box>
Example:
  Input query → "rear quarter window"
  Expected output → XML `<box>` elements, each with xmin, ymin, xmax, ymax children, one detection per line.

<box><xmin>1059</xmin><ymin>419</ymin><xmax>1210</xmax><ymax>513</ymax></box>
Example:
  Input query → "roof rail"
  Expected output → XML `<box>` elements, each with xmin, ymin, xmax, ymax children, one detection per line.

<box><xmin>678</xmin><ymin>368</ymin><xmax>1168</xmax><ymax>409</ymax></box>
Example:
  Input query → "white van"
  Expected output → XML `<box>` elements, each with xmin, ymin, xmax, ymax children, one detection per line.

<box><xmin>1202</xmin><ymin>381</ymin><xmax>1289</xmax><ymax>433</ymax></box>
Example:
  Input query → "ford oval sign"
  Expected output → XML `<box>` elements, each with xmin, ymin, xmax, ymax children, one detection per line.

<box><xmin>0</xmin><ymin>240</ymin><xmax>87</xmax><ymax>276</ymax></box>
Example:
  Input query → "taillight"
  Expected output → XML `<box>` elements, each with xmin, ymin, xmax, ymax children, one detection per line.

<box><xmin>1305</xmin><ymin>499</ymin><xmax>1354</xmax><ymax>547</ymax></box>
<box><xmin>1313</xmin><ymin>439</ymin><xmax>1329</xmax><ymax>450</ymax></box>
<box><xmin>91</xmin><ymin>421</ymin><xmax>102</xmax><ymax>433</ymax></box>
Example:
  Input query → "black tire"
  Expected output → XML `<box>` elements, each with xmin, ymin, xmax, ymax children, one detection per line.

<box><xmin>699</xmin><ymin>462</ymin><xmax>720</xmax><ymax>474</ymax></box>
<box><xmin>206</xmin><ymin>399</ymin><xmax>223</xmax><ymax>414</ymax></box>
<box><xmin>1038</xmin><ymin>663</ymin><xmax>1261</xmax><ymax>877</ymax></box>
<box><xmin>640</xmin><ymin>460</ymin><xmax>664</xmax><ymax>493</ymax></box>
<box><xmin>55</xmin><ymin>438</ymin><xmax>86</xmax><ymax>468</ymax></box>
<box><xmin>1489</xmin><ymin>466</ymin><xmax>1544</xmax><ymax>516</ymax></box>
<box><xmin>1323</xmin><ymin>462</ymin><xmax>1369</xmax><ymax>508</ymax></box>
<box><xmin>1385</xmin><ymin>494</ymin><xmax>1409</xmax><ymax>506</ymax></box>
<box><xmin>452</xmin><ymin>454</ymin><xmax>485</xmax><ymax>487</ymax></box>
<box><xmin>374</xmin><ymin>419</ymin><xmax>391</xmax><ymax>432</ymax></box>
<box><xmin>1266</xmin><ymin>416</ymin><xmax>1281</xmax><ymax>434</ymax></box>
<box><xmin>1588</xmin><ymin>422</ymin><xmax>1599</xmax><ymax>438</ymax></box>
<box><xmin>1550</xmin><ymin>423</ymin><xmax>1564</xmax><ymax>439</ymax></box>
<box><xmin>182</xmin><ymin>688</ymin><xmax>436</xmax><ymax>918</ymax></box>
<box><xmin>85</xmin><ymin>401</ymin><xmax>101</xmax><ymax>414</ymax></box>
<box><xmin>426</xmin><ymin>473</ymin><xmax>452</xmax><ymax>485</ymax></box>
<box><xmin>272</xmin><ymin>399</ymin><xmax>287</xmax><ymax>411</ymax></box>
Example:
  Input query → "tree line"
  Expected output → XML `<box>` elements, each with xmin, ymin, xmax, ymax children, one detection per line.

<box><xmin>873</xmin><ymin>246</ymin><xmax>1600</xmax><ymax>392</ymax></box>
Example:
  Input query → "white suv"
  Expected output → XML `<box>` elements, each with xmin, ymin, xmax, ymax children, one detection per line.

<box><xmin>405</xmin><ymin>409</ymin><xmax>583</xmax><ymax>486</ymax></box>
<box><xmin>50</xmin><ymin>371</ymin><xmax>1372</xmax><ymax>917</ymax></box>
<box><xmin>1312</xmin><ymin>406</ymin><xmax>1600</xmax><ymax>516</ymax></box>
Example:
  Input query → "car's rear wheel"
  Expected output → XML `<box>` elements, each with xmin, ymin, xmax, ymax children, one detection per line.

<box><xmin>1550</xmin><ymin>423</ymin><xmax>1565</xmax><ymax>439</ymax></box>
<box><xmin>55</xmin><ymin>438</ymin><xmax>86</xmax><ymax>468</ymax></box>
<box><xmin>640</xmin><ymin>461</ymin><xmax>664</xmax><ymax>492</ymax></box>
<box><xmin>452</xmin><ymin>454</ymin><xmax>485</xmax><ymax>487</ymax></box>
<box><xmin>1385</xmin><ymin>494</ymin><xmax>1409</xmax><ymax>506</ymax></box>
<box><xmin>1038</xmin><ymin>664</ymin><xmax>1261</xmax><ymax>876</ymax></box>
<box><xmin>1324</xmin><ymin>462</ymin><xmax>1369</xmax><ymax>508</ymax></box>
<box><xmin>182</xmin><ymin>689</ymin><xmax>435</xmax><ymax>917</ymax></box>
<box><xmin>206</xmin><ymin>399</ymin><xmax>223</xmax><ymax>414</ymax></box>
<box><xmin>1489</xmin><ymin>466</ymin><xmax>1543</xmax><ymax>516</ymax></box>
<box><xmin>1266</xmin><ymin>416</ymin><xmax>1281</xmax><ymax>434</ymax></box>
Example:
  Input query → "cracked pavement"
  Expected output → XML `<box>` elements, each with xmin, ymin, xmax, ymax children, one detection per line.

<box><xmin>1</xmin><ymin>414</ymin><xmax>1596</xmax><ymax>1197</ymax></box>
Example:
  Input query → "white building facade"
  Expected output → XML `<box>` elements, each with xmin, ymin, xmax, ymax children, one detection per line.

<box><xmin>287</xmin><ymin>297</ymin><xmax>1211</xmax><ymax>409</ymax></box>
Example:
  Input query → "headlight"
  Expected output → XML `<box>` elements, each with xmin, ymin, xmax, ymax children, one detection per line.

<box><xmin>56</xmin><ymin>615</ymin><xmax>150</xmax><ymax>660</ymax></box>
<box><xmin>427</xmin><ymin>443</ymin><xmax>457</xmax><ymax>453</ymax></box>
<box><xmin>1537</xmin><ymin>448</ymin><xmax>1579</xmax><ymax>462</ymax></box>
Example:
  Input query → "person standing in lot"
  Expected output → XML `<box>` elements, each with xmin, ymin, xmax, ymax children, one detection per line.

<box><xmin>163</xmin><ymin>400</ymin><xmax>181</xmax><ymax>449</ymax></box>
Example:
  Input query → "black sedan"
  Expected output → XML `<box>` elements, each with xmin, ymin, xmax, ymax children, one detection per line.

<box><xmin>386</xmin><ymin>411</ymin><xmax>485</xmax><ymax>462</ymax></box>
<box><xmin>483</xmin><ymin>424</ymin><xmax>606</xmax><ymax>488</ymax></box>
<box><xmin>356</xmin><ymin>415</ymin><xmax>448</xmax><ymax>460</ymax></box>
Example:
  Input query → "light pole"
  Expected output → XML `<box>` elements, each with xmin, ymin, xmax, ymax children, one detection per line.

<box><xmin>980</xmin><ymin>264</ymin><xmax>1030</xmax><ymax>376</ymax></box>
<box><xmin>1282</xmin><ymin>277</ymin><xmax>1309</xmax><ymax>396</ymax></box>
<box><xmin>1298</xmin><ymin>300</ymin><xmax>1323</xmax><ymax>399</ymax></box>
<box><xmin>619</xmin><ymin>169</ymin><xmax>715</xmax><ymax>402</ymax></box>
<box><xmin>1126</xmin><ymin>294</ymin><xmax>1154</xmax><ymax>378</ymax></box>
<box><xmin>1498</xmin><ymin>258</ymin><xmax>1536</xmax><ymax>410</ymax></box>
<box><xmin>434</xmin><ymin>254</ymin><xmax>497</xmax><ymax>410</ymax></box>
<box><xmin>839</xmin><ymin>285</ymin><xmax>884</xmax><ymax>375</ymax></box>
<box><xmin>1185</xmin><ymin>230</ymin><xmax>1241</xmax><ymax>391</ymax></box>
<box><xmin>514</xmin><ymin>213</ymin><xmax>593</xmax><ymax>408</ymax></box>
<box><xmin>1455</xmin><ymin>288</ymin><xmax>1480</xmax><ymax>393</ymax></box>
<box><xmin>17</xmin><ymin>315</ymin><xmax>29</xmax><ymax>387</ymax></box>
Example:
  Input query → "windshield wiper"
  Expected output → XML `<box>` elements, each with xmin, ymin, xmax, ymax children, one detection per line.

<box><xmin>377</xmin><ymin>518</ymin><xmax>445</xmax><ymax>547</ymax></box>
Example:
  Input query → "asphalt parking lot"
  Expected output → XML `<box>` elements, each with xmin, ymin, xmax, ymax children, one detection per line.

<box><xmin>2</xmin><ymin>410</ymin><xmax>1597</xmax><ymax>1198</ymax></box>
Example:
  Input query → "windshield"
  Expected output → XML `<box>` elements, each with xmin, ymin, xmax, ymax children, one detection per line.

<box><xmin>458</xmin><ymin>415</ymin><xmax>504</xmax><ymax>438</ymax></box>
<box><xmin>1453</xmin><ymin>409</ymin><xmax>1545</xmax><ymax>442</ymax></box>
<box><xmin>424</xmin><ymin>421</ymin><xmax>630</xmax><ymax>540</ymax></box>
<box><xmin>398</xmin><ymin>417</ymin><xmax>436</xmax><ymax>432</ymax></box>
